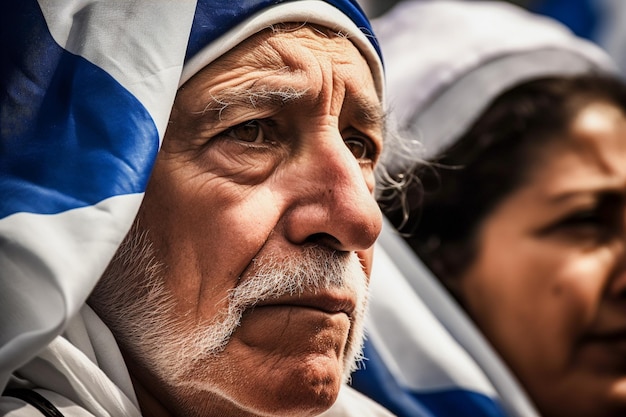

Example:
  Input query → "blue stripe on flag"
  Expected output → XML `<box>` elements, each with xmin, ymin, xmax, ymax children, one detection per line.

<box><xmin>0</xmin><ymin>0</ymin><xmax>159</xmax><ymax>219</ymax></box>
<box><xmin>186</xmin><ymin>0</ymin><xmax>381</xmax><ymax>63</ymax></box>
<box><xmin>351</xmin><ymin>341</ymin><xmax>508</xmax><ymax>417</ymax></box>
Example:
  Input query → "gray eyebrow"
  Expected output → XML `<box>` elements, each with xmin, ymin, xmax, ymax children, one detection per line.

<box><xmin>349</xmin><ymin>95</ymin><xmax>386</xmax><ymax>131</ymax></box>
<box><xmin>192</xmin><ymin>83</ymin><xmax>385</xmax><ymax>135</ymax></box>
<box><xmin>195</xmin><ymin>86</ymin><xmax>308</xmax><ymax>121</ymax></box>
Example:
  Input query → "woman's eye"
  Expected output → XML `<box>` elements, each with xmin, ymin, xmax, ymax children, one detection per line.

<box><xmin>539</xmin><ymin>194</ymin><xmax>624</xmax><ymax>242</ymax></box>
<box><xmin>225</xmin><ymin>120</ymin><xmax>264</xmax><ymax>143</ymax></box>
<box><xmin>548</xmin><ymin>208</ymin><xmax>616</xmax><ymax>241</ymax></box>
<box><xmin>345</xmin><ymin>137</ymin><xmax>373</xmax><ymax>161</ymax></box>
<box><xmin>558</xmin><ymin>212</ymin><xmax>603</xmax><ymax>228</ymax></box>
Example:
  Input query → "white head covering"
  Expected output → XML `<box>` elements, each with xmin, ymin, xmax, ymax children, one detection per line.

<box><xmin>351</xmin><ymin>1</ymin><xmax>618</xmax><ymax>417</ymax></box>
<box><xmin>378</xmin><ymin>0</ymin><xmax>616</xmax><ymax>168</ymax></box>
<box><xmin>0</xmin><ymin>0</ymin><xmax>384</xmax><ymax>395</ymax></box>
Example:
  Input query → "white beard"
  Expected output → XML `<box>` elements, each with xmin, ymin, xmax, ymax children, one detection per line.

<box><xmin>89</xmin><ymin>221</ymin><xmax>369</xmax><ymax>392</ymax></box>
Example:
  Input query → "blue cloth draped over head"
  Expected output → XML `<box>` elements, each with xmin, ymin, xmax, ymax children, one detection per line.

<box><xmin>0</xmin><ymin>0</ymin><xmax>383</xmax><ymax>392</ymax></box>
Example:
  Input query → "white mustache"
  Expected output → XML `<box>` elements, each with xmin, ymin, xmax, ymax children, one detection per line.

<box><xmin>92</xmin><ymin>223</ymin><xmax>369</xmax><ymax>388</ymax></box>
<box><xmin>230</xmin><ymin>247</ymin><xmax>359</xmax><ymax>310</ymax></box>
<box><xmin>194</xmin><ymin>247</ymin><xmax>367</xmax><ymax>356</ymax></box>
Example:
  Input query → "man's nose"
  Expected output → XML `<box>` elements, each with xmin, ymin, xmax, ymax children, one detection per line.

<box><xmin>282</xmin><ymin>135</ymin><xmax>383</xmax><ymax>252</ymax></box>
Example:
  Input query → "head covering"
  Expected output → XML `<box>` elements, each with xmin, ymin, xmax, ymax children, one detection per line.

<box><xmin>350</xmin><ymin>1</ymin><xmax>618</xmax><ymax>417</ymax></box>
<box><xmin>378</xmin><ymin>0</ymin><xmax>615</xmax><ymax>170</ymax></box>
<box><xmin>0</xmin><ymin>0</ymin><xmax>383</xmax><ymax>392</ymax></box>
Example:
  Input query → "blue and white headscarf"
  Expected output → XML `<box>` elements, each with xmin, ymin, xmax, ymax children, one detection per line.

<box><xmin>350</xmin><ymin>1</ymin><xmax>617</xmax><ymax>417</ymax></box>
<box><xmin>0</xmin><ymin>0</ymin><xmax>383</xmax><ymax>393</ymax></box>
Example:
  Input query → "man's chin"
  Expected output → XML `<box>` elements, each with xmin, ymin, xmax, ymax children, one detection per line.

<box><xmin>162</xmin><ymin>308</ymin><xmax>350</xmax><ymax>415</ymax></box>
<box><xmin>163</xmin><ymin>339</ymin><xmax>345</xmax><ymax>417</ymax></box>
<box><xmin>240</xmin><ymin>350</ymin><xmax>344</xmax><ymax>415</ymax></box>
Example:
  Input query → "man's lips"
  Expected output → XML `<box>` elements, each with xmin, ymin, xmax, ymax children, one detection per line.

<box><xmin>253</xmin><ymin>291</ymin><xmax>356</xmax><ymax>317</ymax></box>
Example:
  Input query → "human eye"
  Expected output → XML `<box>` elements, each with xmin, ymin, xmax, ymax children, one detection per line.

<box><xmin>538</xmin><ymin>209</ymin><xmax>607</xmax><ymax>245</ymax></box>
<box><xmin>556</xmin><ymin>210</ymin><xmax>604</xmax><ymax>229</ymax></box>
<box><xmin>344</xmin><ymin>133</ymin><xmax>377</xmax><ymax>164</ymax></box>
<box><xmin>223</xmin><ymin>120</ymin><xmax>268</xmax><ymax>144</ymax></box>
<box><xmin>545</xmin><ymin>195</ymin><xmax>622</xmax><ymax>241</ymax></box>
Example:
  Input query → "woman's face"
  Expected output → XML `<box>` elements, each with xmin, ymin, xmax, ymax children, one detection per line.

<box><xmin>460</xmin><ymin>101</ymin><xmax>626</xmax><ymax>417</ymax></box>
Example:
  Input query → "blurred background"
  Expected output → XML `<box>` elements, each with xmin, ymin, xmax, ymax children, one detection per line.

<box><xmin>359</xmin><ymin>0</ymin><xmax>626</xmax><ymax>75</ymax></box>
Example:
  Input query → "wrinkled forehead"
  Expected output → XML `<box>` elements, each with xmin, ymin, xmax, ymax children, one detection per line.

<box><xmin>181</xmin><ymin>0</ymin><xmax>384</xmax><ymax>102</ymax></box>
<box><xmin>189</xmin><ymin>23</ymin><xmax>370</xmax><ymax>80</ymax></box>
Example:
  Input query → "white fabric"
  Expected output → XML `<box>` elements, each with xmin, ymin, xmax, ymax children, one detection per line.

<box><xmin>0</xmin><ymin>306</ymin><xmax>141</xmax><ymax>416</ymax></box>
<box><xmin>323</xmin><ymin>385</ymin><xmax>396</xmax><ymax>417</ymax></box>
<box><xmin>0</xmin><ymin>195</ymin><xmax>143</xmax><ymax>392</ymax></box>
<box><xmin>374</xmin><ymin>0</ymin><xmax>617</xmax><ymax>166</ymax></box>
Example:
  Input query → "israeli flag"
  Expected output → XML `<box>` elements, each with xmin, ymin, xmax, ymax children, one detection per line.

<box><xmin>0</xmin><ymin>0</ymin><xmax>199</xmax><ymax>391</ymax></box>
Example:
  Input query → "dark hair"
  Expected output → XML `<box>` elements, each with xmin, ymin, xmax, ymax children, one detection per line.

<box><xmin>382</xmin><ymin>73</ymin><xmax>626</xmax><ymax>286</ymax></box>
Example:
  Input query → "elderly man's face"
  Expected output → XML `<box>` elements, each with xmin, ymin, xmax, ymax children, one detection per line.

<box><xmin>91</xmin><ymin>25</ymin><xmax>383</xmax><ymax>417</ymax></box>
